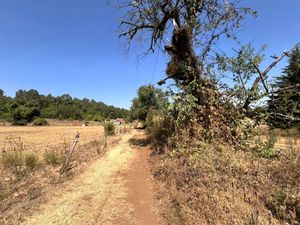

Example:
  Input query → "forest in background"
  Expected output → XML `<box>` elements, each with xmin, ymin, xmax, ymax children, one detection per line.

<box><xmin>0</xmin><ymin>89</ymin><xmax>129</xmax><ymax>125</ymax></box>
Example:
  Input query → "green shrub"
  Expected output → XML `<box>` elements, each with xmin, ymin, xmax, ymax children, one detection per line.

<box><xmin>146</xmin><ymin>109</ymin><xmax>172</xmax><ymax>149</ymax></box>
<box><xmin>43</xmin><ymin>149</ymin><xmax>63</xmax><ymax>166</ymax></box>
<box><xmin>33</xmin><ymin>118</ymin><xmax>48</xmax><ymax>126</ymax></box>
<box><xmin>11</xmin><ymin>119</ymin><xmax>28</xmax><ymax>126</ymax></box>
<box><xmin>255</xmin><ymin>145</ymin><xmax>279</xmax><ymax>159</ymax></box>
<box><xmin>255</xmin><ymin>132</ymin><xmax>279</xmax><ymax>159</ymax></box>
<box><xmin>104</xmin><ymin>122</ymin><xmax>115</xmax><ymax>136</ymax></box>
<box><xmin>11</xmin><ymin>105</ymin><xmax>40</xmax><ymax>125</ymax></box>
<box><xmin>93</xmin><ymin>115</ymin><xmax>105</xmax><ymax>122</ymax></box>
<box><xmin>24</xmin><ymin>153</ymin><xmax>39</xmax><ymax>169</ymax></box>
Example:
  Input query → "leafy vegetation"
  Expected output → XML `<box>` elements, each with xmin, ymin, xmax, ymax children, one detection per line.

<box><xmin>146</xmin><ymin>109</ymin><xmax>172</xmax><ymax>149</ymax></box>
<box><xmin>129</xmin><ymin>85</ymin><xmax>171</xmax><ymax>149</ymax></box>
<box><xmin>254</xmin><ymin>132</ymin><xmax>279</xmax><ymax>159</ymax></box>
<box><xmin>0</xmin><ymin>89</ymin><xmax>129</xmax><ymax>125</ymax></box>
<box><xmin>129</xmin><ymin>85</ymin><xmax>168</xmax><ymax>122</ymax></box>
<box><xmin>104</xmin><ymin>122</ymin><xmax>115</xmax><ymax>136</ymax></box>
<box><xmin>268</xmin><ymin>44</ymin><xmax>300</xmax><ymax>128</ymax></box>
<box><xmin>123</xmin><ymin>0</ymin><xmax>300</xmax><ymax>224</ymax></box>
<box><xmin>33</xmin><ymin>118</ymin><xmax>48</xmax><ymax>126</ymax></box>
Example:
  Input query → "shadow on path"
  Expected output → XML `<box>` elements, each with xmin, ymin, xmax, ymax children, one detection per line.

<box><xmin>128</xmin><ymin>136</ymin><xmax>150</xmax><ymax>147</ymax></box>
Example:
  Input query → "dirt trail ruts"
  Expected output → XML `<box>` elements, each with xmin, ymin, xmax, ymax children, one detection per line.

<box><xmin>23</xmin><ymin>131</ymin><xmax>163</xmax><ymax>225</ymax></box>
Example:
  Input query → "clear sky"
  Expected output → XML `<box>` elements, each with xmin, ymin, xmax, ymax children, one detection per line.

<box><xmin>0</xmin><ymin>0</ymin><xmax>299</xmax><ymax>109</ymax></box>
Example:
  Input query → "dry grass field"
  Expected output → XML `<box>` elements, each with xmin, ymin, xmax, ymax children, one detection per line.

<box><xmin>255</xmin><ymin>125</ymin><xmax>300</xmax><ymax>152</ymax></box>
<box><xmin>0</xmin><ymin>124</ymin><xmax>131</xmax><ymax>224</ymax></box>
<box><xmin>0</xmin><ymin>126</ymin><xmax>104</xmax><ymax>155</ymax></box>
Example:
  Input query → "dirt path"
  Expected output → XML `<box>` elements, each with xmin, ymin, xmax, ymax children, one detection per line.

<box><xmin>23</xmin><ymin>131</ymin><xmax>163</xmax><ymax>225</ymax></box>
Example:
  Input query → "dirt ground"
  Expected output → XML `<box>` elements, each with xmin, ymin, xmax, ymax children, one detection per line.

<box><xmin>22</xmin><ymin>130</ymin><xmax>163</xmax><ymax>225</ymax></box>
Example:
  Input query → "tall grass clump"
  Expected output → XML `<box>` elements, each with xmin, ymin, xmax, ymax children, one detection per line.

<box><xmin>24</xmin><ymin>153</ymin><xmax>39</xmax><ymax>169</ymax></box>
<box><xmin>1</xmin><ymin>151</ymin><xmax>40</xmax><ymax>174</ymax></box>
<box><xmin>0</xmin><ymin>137</ymin><xmax>41</xmax><ymax>176</ymax></box>
<box><xmin>1</xmin><ymin>151</ymin><xmax>24</xmax><ymax>172</ymax></box>
<box><xmin>43</xmin><ymin>149</ymin><xmax>64</xmax><ymax>166</ymax></box>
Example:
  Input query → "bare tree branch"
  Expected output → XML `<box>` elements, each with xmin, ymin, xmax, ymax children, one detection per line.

<box><xmin>243</xmin><ymin>51</ymin><xmax>290</xmax><ymax>111</ymax></box>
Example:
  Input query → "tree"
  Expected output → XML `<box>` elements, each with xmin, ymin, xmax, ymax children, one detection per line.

<box><xmin>130</xmin><ymin>85</ymin><xmax>168</xmax><ymax>121</ymax></box>
<box><xmin>120</xmin><ymin>0</ymin><xmax>255</xmax><ymax>87</ymax></box>
<box><xmin>15</xmin><ymin>89</ymin><xmax>41</xmax><ymax>106</ymax></box>
<box><xmin>217</xmin><ymin>44</ymin><xmax>265</xmax><ymax>109</ymax></box>
<box><xmin>0</xmin><ymin>88</ymin><xmax>129</xmax><ymax>124</ymax></box>
<box><xmin>10</xmin><ymin>104</ymin><xmax>40</xmax><ymax>125</ymax></box>
<box><xmin>0</xmin><ymin>89</ymin><xmax>10</xmax><ymax>119</ymax></box>
<box><xmin>119</xmin><ymin>0</ymin><xmax>256</xmax><ymax>142</ymax></box>
<box><xmin>268</xmin><ymin>44</ymin><xmax>300</xmax><ymax>128</ymax></box>
<box><xmin>216</xmin><ymin>44</ymin><xmax>289</xmax><ymax>116</ymax></box>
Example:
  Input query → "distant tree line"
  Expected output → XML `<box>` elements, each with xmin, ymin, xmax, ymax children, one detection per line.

<box><xmin>0</xmin><ymin>89</ymin><xmax>129</xmax><ymax>125</ymax></box>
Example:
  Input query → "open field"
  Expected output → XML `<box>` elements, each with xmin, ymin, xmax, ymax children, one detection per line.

<box><xmin>255</xmin><ymin>125</ymin><xmax>300</xmax><ymax>152</ymax></box>
<box><xmin>0</xmin><ymin>125</ymin><xmax>132</xmax><ymax>224</ymax></box>
<box><xmin>1</xmin><ymin>125</ymin><xmax>298</xmax><ymax>154</ymax></box>
<box><xmin>0</xmin><ymin>119</ymin><xmax>103</xmax><ymax>127</ymax></box>
<box><xmin>0</xmin><ymin>126</ymin><xmax>104</xmax><ymax>154</ymax></box>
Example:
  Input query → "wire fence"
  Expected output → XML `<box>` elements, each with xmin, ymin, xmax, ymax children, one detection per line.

<box><xmin>0</xmin><ymin>125</ymin><xmax>131</xmax><ymax>154</ymax></box>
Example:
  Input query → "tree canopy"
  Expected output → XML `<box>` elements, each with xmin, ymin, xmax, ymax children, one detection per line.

<box><xmin>268</xmin><ymin>44</ymin><xmax>300</xmax><ymax>128</ymax></box>
<box><xmin>129</xmin><ymin>85</ymin><xmax>168</xmax><ymax>121</ymax></box>
<box><xmin>119</xmin><ymin>0</ymin><xmax>255</xmax><ymax>87</ymax></box>
<box><xmin>0</xmin><ymin>89</ymin><xmax>129</xmax><ymax>125</ymax></box>
<box><xmin>120</xmin><ymin>0</ymin><xmax>257</xmax><ymax>143</ymax></box>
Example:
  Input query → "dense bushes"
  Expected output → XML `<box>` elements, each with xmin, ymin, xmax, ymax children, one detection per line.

<box><xmin>146</xmin><ymin>110</ymin><xmax>172</xmax><ymax>150</ymax></box>
<box><xmin>129</xmin><ymin>85</ymin><xmax>168</xmax><ymax>122</ymax></box>
<box><xmin>129</xmin><ymin>85</ymin><xmax>172</xmax><ymax>151</ymax></box>
<box><xmin>130</xmin><ymin>82</ymin><xmax>300</xmax><ymax>224</ymax></box>
<box><xmin>0</xmin><ymin>89</ymin><xmax>129</xmax><ymax>125</ymax></box>
<box><xmin>11</xmin><ymin>119</ymin><xmax>28</xmax><ymax>126</ymax></box>
<box><xmin>11</xmin><ymin>105</ymin><xmax>40</xmax><ymax>125</ymax></box>
<box><xmin>33</xmin><ymin>118</ymin><xmax>48</xmax><ymax>126</ymax></box>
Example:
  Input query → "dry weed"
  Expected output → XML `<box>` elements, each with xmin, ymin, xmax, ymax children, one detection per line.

<box><xmin>153</xmin><ymin>140</ymin><xmax>300</xmax><ymax>224</ymax></box>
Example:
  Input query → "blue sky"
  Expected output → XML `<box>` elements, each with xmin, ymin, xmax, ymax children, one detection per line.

<box><xmin>0</xmin><ymin>0</ymin><xmax>299</xmax><ymax>109</ymax></box>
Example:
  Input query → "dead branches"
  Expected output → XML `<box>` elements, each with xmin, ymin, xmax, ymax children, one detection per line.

<box><xmin>243</xmin><ymin>51</ymin><xmax>290</xmax><ymax>112</ymax></box>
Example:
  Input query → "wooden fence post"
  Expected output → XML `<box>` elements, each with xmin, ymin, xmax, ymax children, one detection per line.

<box><xmin>104</xmin><ymin>134</ymin><xmax>107</xmax><ymax>148</ymax></box>
<box><xmin>60</xmin><ymin>132</ymin><xmax>80</xmax><ymax>174</ymax></box>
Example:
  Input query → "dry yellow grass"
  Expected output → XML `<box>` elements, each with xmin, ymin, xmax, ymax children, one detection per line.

<box><xmin>256</xmin><ymin>125</ymin><xmax>300</xmax><ymax>152</ymax></box>
<box><xmin>0</xmin><ymin>126</ymin><xmax>104</xmax><ymax>153</ymax></box>
<box><xmin>23</xmin><ymin>132</ymin><xmax>135</xmax><ymax>225</ymax></box>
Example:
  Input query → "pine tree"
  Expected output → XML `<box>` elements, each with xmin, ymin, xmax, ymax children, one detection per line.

<box><xmin>268</xmin><ymin>44</ymin><xmax>300</xmax><ymax>128</ymax></box>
